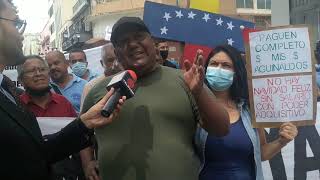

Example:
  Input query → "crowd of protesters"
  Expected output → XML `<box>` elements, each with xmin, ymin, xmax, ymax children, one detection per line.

<box><xmin>12</xmin><ymin>18</ymin><xmax>301</xmax><ymax>180</ymax></box>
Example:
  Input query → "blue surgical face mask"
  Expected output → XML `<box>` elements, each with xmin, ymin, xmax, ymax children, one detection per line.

<box><xmin>206</xmin><ymin>66</ymin><xmax>234</xmax><ymax>91</ymax></box>
<box><xmin>71</xmin><ymin>62</ymin><xmax>87</xmax><ymax>77</ymax></box>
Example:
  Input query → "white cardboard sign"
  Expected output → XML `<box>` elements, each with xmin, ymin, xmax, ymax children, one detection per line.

<box><xmin>249</xmin><ymin>27</ymin><xmax>312</xmax><ymax>77</ymax></box>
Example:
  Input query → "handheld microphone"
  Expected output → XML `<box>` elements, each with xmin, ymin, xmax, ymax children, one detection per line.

<box><xmin>101</xmin><ymin>70</ymin><xmax>137</xmax><ymax>117</ymax></box>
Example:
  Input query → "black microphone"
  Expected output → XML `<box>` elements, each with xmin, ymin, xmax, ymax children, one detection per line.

<box><xmin>101</xmin><ymin>70</ymin><xmax>137</xmax><ymax>117</ymax></box>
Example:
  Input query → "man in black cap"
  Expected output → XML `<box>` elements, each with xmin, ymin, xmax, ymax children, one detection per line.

<box><xmin>81</xmin><ymin>16</ymin><xmax>229</xmax><ymax>180</ymax></box>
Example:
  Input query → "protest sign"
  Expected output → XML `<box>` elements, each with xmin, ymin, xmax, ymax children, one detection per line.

<box><xmin>65</xmin><ymin>45</ymin><xmax>104</xmax><ymax>76</ymax></box>
<box><xmin>3</xmin><ymin>65</ymin><xmax>23</xmax><ymax>88</ymax></box>
<box><xmin>262</xmin><ymin>103</ymin><xmax>320</xmax><ymax>179</ymax></box>
<box><xmin>83</xmin><ymin>45</ymin><xmax>104</xmax><ymax>75</ymax></box>
<box><xmin>246</xmin><ymin>26</ymin><xmax>317</xmax><ymax>127</ymax></box>
<box><xmin>37</xmin><ymin>117</ymin><xmax>74</xmax><ymax>135</ymax></box>
<box><xmin>262</xmin><ymin>124</ymin><xmax>320</xmax><ymax>180</ymax></box>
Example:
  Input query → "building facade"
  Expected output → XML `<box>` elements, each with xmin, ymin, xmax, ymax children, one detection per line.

<box><xmin>47</xmin><ymin>0</ymin><xmax>56</xmax><ymax>49</ymax></box>
<box><xmin>61</xmin><ymin>0</ymin><xmax>93</xmax><ymax>51</ymax></box>
<box><xmin>86</xmin><ymin>0</ymin><xmax>271</xmax><ymax>65</ymax></box>
<box><xmin>45</xmin><ymin>0</ymin><xmax>93</xmax><ymax>52</ymax></box>
<box><xmin>235</xmin><ymin>0</ymin><xmax>271</xmax><ymax>29</ymax></box>
<box><xmin>88</xmin><ymin>0</ymin><xmax>148</xmax><ymax>39</ymax></box>
<box><xmin>45</xmin><ymin>0</ymin><xmax>272</xmax><ymax>52</ymax></box>
<box><xmin>88</xmin><ymin>0</ymin><xmax>271</xmax><ymax>38</ymax></box>
<box><xmin>39</xmin><ymin>19</ymin><xmax>51</xmax><ymax>57</ymax></box>
<box><xmin>23</xmin><ymin>33</ymin><xmax>41</xmax><ymax>56</ymax></box>
<box><xmin>54</xmin><ymin>0</ymin><xmax>74</xmax><ymax>51</ymax></box>
<box><xmin>87</xmin><ymin>0</ymin><xmax>188</xmax><ymax>65</ymax></box>
<box><xmin>290</xmin><ymin>0</ymin><xmax>320</xmax><ymax>47</ymax></box>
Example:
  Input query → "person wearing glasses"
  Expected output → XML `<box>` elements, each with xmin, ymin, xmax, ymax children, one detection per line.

<box><xmin>0</xmin><ymin>1</ymin><xmax>126</xmax><ymax>179</ymax></box>
<box><xmin>0</xmin><ymin>15</ymin><xmax>26</xmax><ymax>34</ymax></box>
<box><xmin>18</xmin><ymin>55</ymin><xmax>84</xmax><ymax>180</ymax></box>
<box><xmin>68</xmin><ymin>48</ymin><xmax>99</xmax><ymax>82</ymax></box>
<box><xmin>18</xmin><ymin>55</ymin><xmax>77</xmax><ymax>118</ymax></box>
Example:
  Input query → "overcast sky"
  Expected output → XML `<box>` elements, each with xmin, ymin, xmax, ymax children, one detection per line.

<box><xmin>13</xmin><ymin>0</ymin><xmax>48</xmax><ymax>33</ymax></box>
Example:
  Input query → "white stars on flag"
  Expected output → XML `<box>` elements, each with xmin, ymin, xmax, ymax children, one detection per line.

<box><xmin>143</xmin><ymin>1</ymin><xmax>255</xmax><ymax>52</ymax></box>
<box><xmin>227</xmin><ymin>38</ymin><xmax>234</xmax><ymax>46</ymax></box>
<box><xmin>175</xmin><ymin>10</ymin><xmax>183</xmax><ymax>18</ymax></box>
<box><xmin>163</xmin><ymin>12</ymin><xmax>171</xmax><ymax>22</ymax></box>
<box><xmin>188</xmin><ymin>11</ymin><xmax>196</xmax><ymax>19</ymax></box>
<box><xmin>216</xmin><ymin>17</ymin><xmax>223</xmax><ymax>26</ymax></box>
<box><xmin>160</xmin><ymin>26</ymin><xmax>168</xmax><ymax>34</ymax></box>
<box><xmin>227</xmin><ymin>21</ymin><xmax>234</xmax><ymax>30</ymax></box>
<box><xmin>202</xmin><ymin>13</ymin><xmax>211</xmax><ymax>22</ymax></box>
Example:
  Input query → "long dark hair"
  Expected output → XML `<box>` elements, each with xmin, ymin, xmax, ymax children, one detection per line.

<box><xmin>205</xmin><ymin>45</ymin><xmax>249</xmax><ymax>103</ymax></box>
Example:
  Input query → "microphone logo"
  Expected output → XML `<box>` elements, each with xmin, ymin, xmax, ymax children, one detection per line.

<box><xmin>101</xmin><ymin>70</ymin><xmax>137</xmax><ymax>117</ymax></box>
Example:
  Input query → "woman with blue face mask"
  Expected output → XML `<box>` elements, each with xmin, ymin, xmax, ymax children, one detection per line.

<box><xmin>194</xmin><ymin>45</ymin><xmax>298</xmax><ymax>180</ymax></box>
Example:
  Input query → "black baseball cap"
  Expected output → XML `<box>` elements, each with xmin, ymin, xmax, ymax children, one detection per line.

<box><xmin>110</xmin><ymin>17</ymin><xmax>150</xmax><ymax>46</ymax></box>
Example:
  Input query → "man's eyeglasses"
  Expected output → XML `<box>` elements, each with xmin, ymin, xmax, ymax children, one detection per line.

<box><xmin>23</xmin><ymin>67</ymin><xmax>49</xmax><ymax>77</ymax></box>
<box><xmin>0</xmin><ymin>17</ymin><xmax>27</xmax><ymax>34</ymax></box>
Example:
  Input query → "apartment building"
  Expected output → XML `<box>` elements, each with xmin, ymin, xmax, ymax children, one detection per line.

<box><xmin>23</xmin><ymin>33</ymin><xmax>41</xmax><ymax>56</ymax></box>
<box><xmin>39</xmin><ymin>19</ymin><xmax>51</xmax><ymax>56</ymax></box>
<box><xmin>290</xmin><ymin>0</ymin><xmax>320</xmax><ymax>47</ymax></box>
<box><xmin>61</xmin><ymin>0</ymin><xmax>93</xmax><ymax>51</ymax></box>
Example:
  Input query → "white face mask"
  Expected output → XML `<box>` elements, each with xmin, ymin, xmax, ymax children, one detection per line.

<box><xmin>205</xmin><ymin>66</ymin><xmax>234</xmax><ymax>91</ymax></box>
<box><xmin>71</xmin><ymin>62</ymin><xmax>87</xmax><ymax>77</ymax></box>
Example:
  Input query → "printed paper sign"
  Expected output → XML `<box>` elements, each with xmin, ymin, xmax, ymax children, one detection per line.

<box><xmin>252</xmin><ymin>75</ymin><xmax>313</xmax><ymax>122</ymax></box>
<box><xmin>37</xmin><ymin>117</ymin><xmax>74</xmax><ymax>135</ymax></box>
<box><xmin>246</xmin><ymin>26</ymin><xmax>316</xmax><ymax>127</ymax></box>
<box><xmin>249</xmin><ymin>27</ymin><xmax>312</xmax><ymax>76</ymax></box>
<box><xmin>3</xmin><ymin>66</ymin><xmax>23</xmax><ymax>88</ymax></box>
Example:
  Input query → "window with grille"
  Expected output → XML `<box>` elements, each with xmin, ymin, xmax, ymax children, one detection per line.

<box><xmin>236</xmin><ymin>0</ymin><xmax>253</xmax><ymax>8</ymax></box>
<box><xmin>257</xmin><ymin>0</ymin><xmax>271</xmax><ymax>9</ymax></box>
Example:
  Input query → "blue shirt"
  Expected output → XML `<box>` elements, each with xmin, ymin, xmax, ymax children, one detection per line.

<box><xmin>52</xmin><ymin>74</ymin><xmax>87</xmax><ymax>114</ymax></box>
<box><xmin>169</xmin><ymin>59</ymin><xmax>180</xmax><ymax>69</ymax></box>
<box><xmin>199</xmin><ymin>117</ymin><xmax>255</xmax><ymax>180</ymax></box>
